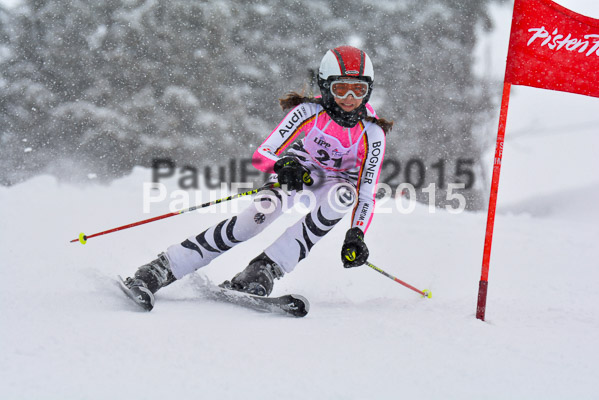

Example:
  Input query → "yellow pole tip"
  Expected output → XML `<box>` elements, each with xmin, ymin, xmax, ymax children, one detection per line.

<box><xmin>78</xmin><ymin>232</ymin><xmax>87</xmax><ymax>245</ymax></box>
<box><xmin>423</xmin><ymin>290</ymin><xmax>432</xmax><ymax>298</ymax></box>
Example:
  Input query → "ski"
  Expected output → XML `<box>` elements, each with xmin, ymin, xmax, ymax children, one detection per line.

<box><xmin>206</xmin><ymin>285</ymin><xmax>310</xmax><ymax>318</ymax></box>
<box><xmin>117</xmin><ymin>275</ymin><xmax>154</xmax><ymax>311</ymax></box>
<box><xmin>117</xmin><ymin>275</ymin><xmax>309</xmax><ymax>317</ymax></box>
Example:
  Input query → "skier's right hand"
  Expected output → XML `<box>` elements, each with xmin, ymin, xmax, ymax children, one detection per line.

<box><xmin>274</xmin><ymin>157</ymin><xmax>313</xmax><ymax>191</ymax></box>
<box><xmin>341</xmin><ymin>227</ymin><xmax>369</xmax><ymax>268</ymax></box>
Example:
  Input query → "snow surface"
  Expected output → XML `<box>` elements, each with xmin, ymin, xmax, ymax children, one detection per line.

<box><xmin>2</xmin><ymin>1</ymin><xmax>599</xmax><ymax>399</ymax></box>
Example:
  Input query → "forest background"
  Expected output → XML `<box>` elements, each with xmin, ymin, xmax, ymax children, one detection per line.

<box><xmin>0</xmin><ymin>0</ymin><xmax>509</xmax><ymax>209</ymax></box>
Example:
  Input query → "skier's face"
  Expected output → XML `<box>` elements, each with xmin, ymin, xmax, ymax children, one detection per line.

<box><xmin>334</xmin><ymin>93</ymin><xmax>362</xmax><ymax>112</ymax></box>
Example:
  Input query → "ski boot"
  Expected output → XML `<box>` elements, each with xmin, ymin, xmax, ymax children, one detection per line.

<box><xmin>122</xmin><ymin>253</ymin><xmax>176</xmax><ymax>311</ymax></box>
<box><xmin>221</xmin><ymin>252</ymin><xmax>283</xmax><ymax>297</ymax></box>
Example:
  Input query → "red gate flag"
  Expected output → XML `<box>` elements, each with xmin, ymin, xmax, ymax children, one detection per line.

<box><xmin>506</xmin><ymin>0</ymin><xmax>599</xmax><ymax>98</ymax></box>
<box><xmin>477</xmin><ymin>0</ymin><xmax>598</xmax><ymax>321</ymax></box>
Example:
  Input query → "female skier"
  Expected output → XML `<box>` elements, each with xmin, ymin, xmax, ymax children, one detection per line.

<box><xmin>123</xmin><ymin>45</ymin><xmax>393</xmax><ymax>310</ymax></box>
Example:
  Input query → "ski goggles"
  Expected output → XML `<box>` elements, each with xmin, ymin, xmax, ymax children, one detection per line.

<box><xmin>330</xmin><ymin>79</ymin><xmax>370</xmax><ymax>99</ymax></box>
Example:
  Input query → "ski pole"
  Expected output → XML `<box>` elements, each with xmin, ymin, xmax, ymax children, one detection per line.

<box><xmin>366</xmin><ymin>261</ymin><xmax>431</xmax><ymax>298</ymax></box>
<box><xmin>70</xmin><ymin>184</ymin><xmax>279</xmax><ymax>245</ymax></box>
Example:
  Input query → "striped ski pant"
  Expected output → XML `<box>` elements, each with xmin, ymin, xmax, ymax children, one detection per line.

<box><xmin>166</xmin><ymin>172</ymin><xmax>357</xmax><ymax>279</ymax></box>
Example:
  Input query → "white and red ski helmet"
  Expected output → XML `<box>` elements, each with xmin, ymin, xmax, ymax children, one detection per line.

<box><xmin>318</xmin><ymin>45</ymin><xmax>374</xmax><ymax>83</ymax></box>
<box><xmin>317</xmin><ymin>46</ymin><xmax>375</xmax><ymax>127</ymax></box>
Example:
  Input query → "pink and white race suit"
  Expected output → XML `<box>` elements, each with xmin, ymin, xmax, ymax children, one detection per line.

<box><xmin>166</xmin><ymin>102</ymin><xmax>386</xmax><ymax>277</ymax></box>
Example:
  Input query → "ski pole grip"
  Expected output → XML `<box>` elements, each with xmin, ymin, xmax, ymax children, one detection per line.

<box><xmin>343</xmin><ymin>246</ymin><xmax>357</xmax><ymax>262</ymax></box>
<box><xmin>302</xmin><ymin>171</ymin><xmax>314</xmax><ymax>186</ymax></box>
<box><xmin>342</xmin><ymin>245</ymin><xmax>361</xmax><ymax>268</ymax></box>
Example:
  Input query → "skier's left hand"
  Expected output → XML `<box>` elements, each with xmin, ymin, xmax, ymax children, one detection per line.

<box><xmin>341</xmin><ymin>227</ymin><xmax>369</xmax><ymax>268</ymax></box>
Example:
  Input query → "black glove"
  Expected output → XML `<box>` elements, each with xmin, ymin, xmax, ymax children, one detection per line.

<box><xmin>341</xmin><ymin>227</ymin><xmax>369</xmax><ymax>268</ymax></box>
<box><xmin>273</xmin><ymin>157</ymin><xmax>312</xmax><ymax>191</ymax></box>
